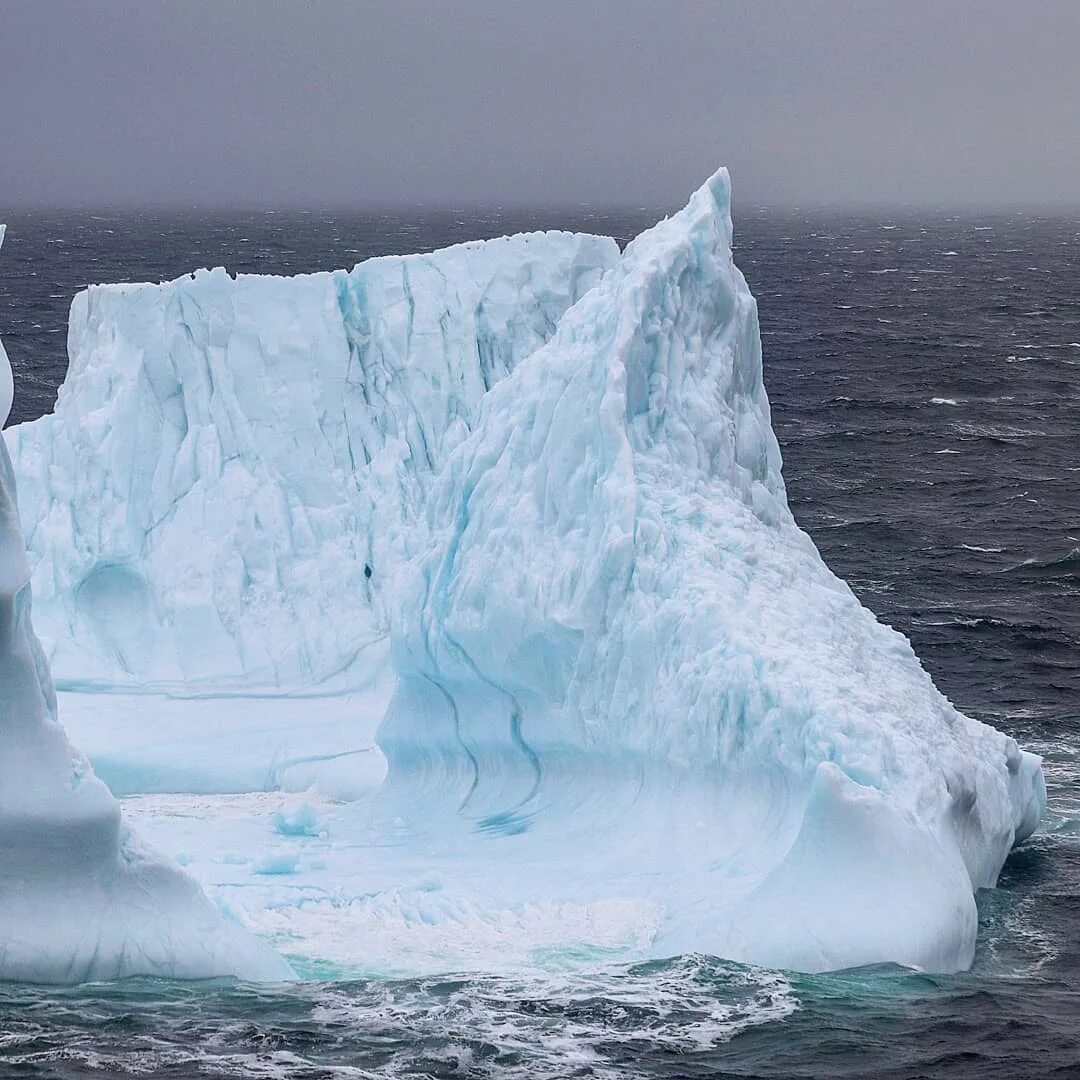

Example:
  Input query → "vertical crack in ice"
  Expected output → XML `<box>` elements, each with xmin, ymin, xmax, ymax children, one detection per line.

<box><xmin>422</xmin><ymin>672</ymin><xmax>480</xmax><ymax>812</ymax></box>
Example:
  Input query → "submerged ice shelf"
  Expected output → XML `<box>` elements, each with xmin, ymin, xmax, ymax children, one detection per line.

<box><xmin>3</xmin><ymin>172</ymin><xmax>1046</xmax><ymax>981</ymax></box>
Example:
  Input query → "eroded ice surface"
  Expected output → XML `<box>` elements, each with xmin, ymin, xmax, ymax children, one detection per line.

<box><xmin>0</xmin><ymin>226</ymin><xmax>290</xmax><ymax>984</ymax></box>
<box><xmin>5</xmin><ymin>175</ymin><xmax>1047</xmax><ymax>977</ymax></box>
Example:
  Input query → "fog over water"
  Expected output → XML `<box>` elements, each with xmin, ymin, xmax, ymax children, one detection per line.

<box><xmin>1</xmin><ymin>1</ymin><xmax>1078</xmax><ymax>210</ymax></box>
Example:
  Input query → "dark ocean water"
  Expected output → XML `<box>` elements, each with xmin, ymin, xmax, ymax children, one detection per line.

<box><xmin>0</xmin><ymin>207</ymin><xmax>1077</xmax><ymax>1078</ymax></box>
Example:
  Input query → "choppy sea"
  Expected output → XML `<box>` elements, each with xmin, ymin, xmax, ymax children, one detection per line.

<box><xmin>0</xmin><ymin>206</ymin><xmax>1076</xmax><ymax>1078</ymax></box>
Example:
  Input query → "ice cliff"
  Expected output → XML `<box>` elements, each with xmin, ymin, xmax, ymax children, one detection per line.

<box><xmin>9</xmin><ymin>234</ymin><xmax>617</xmax><ymax>691</ymax></box>
<box><xmin>0</xmin><ymin>225</ymin><xmax>290</xmax><ymax>983</ymax></box>
<box><xmin>5</xmin><ymin>174</ymin><xmax>1046</xmax><ymax>975</ymax></box>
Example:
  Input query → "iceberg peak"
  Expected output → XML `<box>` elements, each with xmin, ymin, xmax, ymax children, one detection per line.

<box><xmin>0</xmin><ymin>224</ymin><xmax>11</xmax><ymax>429</ymax></box>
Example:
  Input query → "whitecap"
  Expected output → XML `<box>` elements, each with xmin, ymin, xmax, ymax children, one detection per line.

<box><xmin>312</xmin><ymin>956</ymin><xmax>801</xmax><ymax>1069</ymax></box>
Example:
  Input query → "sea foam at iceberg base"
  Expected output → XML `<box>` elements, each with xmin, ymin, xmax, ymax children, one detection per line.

<box><xmin>0</xmin><ymin>226</ymin><xmax>291</xmax><ymax>984</ymax></box>
<box><xmin>6</xmin><ymin>173</ymin><xmax>1046</xmax><ymax>979</ymax></box>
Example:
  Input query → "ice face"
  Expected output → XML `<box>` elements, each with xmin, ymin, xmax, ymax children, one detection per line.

<box><xmin>0</xmin><ymin>227</ymin><xmax>290</xmax><ymax>983</ymax></box>
<box><xmin>4</xmin><ymin>173</ymin><xmax>1047</xmax><ymax>977</ymax></box>
<box><xmin>8</xmin><ymin>233</ymin><xmax>619</xmax><ymax>693</ymax></box>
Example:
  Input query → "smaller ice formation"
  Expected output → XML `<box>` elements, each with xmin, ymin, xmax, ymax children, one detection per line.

<box><xmin>0</xmin><ymin>225</ymin><xmax>290</xmax><ymax>983</ymax></box>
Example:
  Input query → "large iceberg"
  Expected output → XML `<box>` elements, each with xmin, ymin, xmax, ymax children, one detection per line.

<box><xmin>5</xmin><ymin>174</ymin><xmax>1046</xmax><ymax>975</ymax></box>
<box><xmin>0</xmin><ymin>226</ymin><xmax>291</xmax><ymax>983</ymax></box>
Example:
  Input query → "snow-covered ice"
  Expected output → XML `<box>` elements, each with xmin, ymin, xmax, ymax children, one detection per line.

<box><xmin>0</xmin><ymin>225</ymin><xmax>291</xmax><ymax>984</ymax></box>
<box><xmin>3</xmin><ymin>172</ymin><xmax>1047</xmax><ymax>978</ymax></box>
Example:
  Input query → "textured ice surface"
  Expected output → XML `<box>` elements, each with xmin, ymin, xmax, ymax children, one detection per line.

<box><xmin>0</xmin><ymin>227</ymin><xmax>290</xmax><ymax>983</ymax></box>
<box><xmin>5</xmin><ymin>175</ymin><xmax>1047</xmax><ymax>976</ymax></box>
<box><xmin>9</xmin><ymin>233</ymin><xmax>618</xmax><ymax>692</ymax></box>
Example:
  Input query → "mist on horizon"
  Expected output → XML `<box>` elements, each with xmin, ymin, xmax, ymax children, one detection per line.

<box><xmin>1</xmin><ymin>1</ymin><xmax>1078</xmax><ymax>212</ymax></box>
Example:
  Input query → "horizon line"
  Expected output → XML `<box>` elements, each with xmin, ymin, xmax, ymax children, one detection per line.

<box><xmin>3</xmin><ymin>199</ymin><xmax>1080</xmax><ymax>218</ymax></box>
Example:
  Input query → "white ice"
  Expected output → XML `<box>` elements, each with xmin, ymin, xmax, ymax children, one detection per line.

<box><xmin>4</xmin><ymin>173</ymin><xmax>1046</xmax><ymax>979</ymax></box>
<box><xmin>0</xmin><ymin>225</ymin><xmax>291</xmax><ymax>984</ymax></box>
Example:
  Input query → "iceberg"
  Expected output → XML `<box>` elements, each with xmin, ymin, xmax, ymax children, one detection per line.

<box><xmin>4</xmin><ymin>173</ymin><xmax>1046</xmax><ymax>976</ymax></box>
<box><xmin>0</xmin><ymin>225</ymin><xmax>291</xmax><ymax>983</ymax></box>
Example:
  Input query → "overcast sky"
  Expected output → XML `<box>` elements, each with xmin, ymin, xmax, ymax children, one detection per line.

<box><xmin>1</xmin><ymin>1</ymin><xmax>1078</xmax><ymax>210</ymax></box>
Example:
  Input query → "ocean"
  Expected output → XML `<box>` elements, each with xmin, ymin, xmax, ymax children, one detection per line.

<box><xmin>0</xmin><ymin>206</ymin><xmax>1077</xmax><ymax>1078</ymax></box>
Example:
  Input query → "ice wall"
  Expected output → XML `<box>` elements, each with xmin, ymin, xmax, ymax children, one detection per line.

<box><xmin>379</xmin><ymin>171</ymin><xmax>1046</xmax><ymax>973</ymax></box>
<box><xmin>8</xmin><ymin>234</ymin><xmax>619</xmax><ymax>691</ymax></box>
<box><xmin>0</xmin><ymin>226</ymin><xmax>290</xmax><ymax>983</ymax></box>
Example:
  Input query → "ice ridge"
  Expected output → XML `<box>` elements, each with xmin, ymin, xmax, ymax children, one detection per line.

<box><xmin>9</xmin><ymin>233</ymin><xmax>619</xmax><ymax>691</ymax></box>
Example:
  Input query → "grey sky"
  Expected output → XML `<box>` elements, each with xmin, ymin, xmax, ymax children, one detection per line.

<box><xmin>1</xmin><ymin>0</ymin><xmax>1077</xmax><ymax>210</ymax></box>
